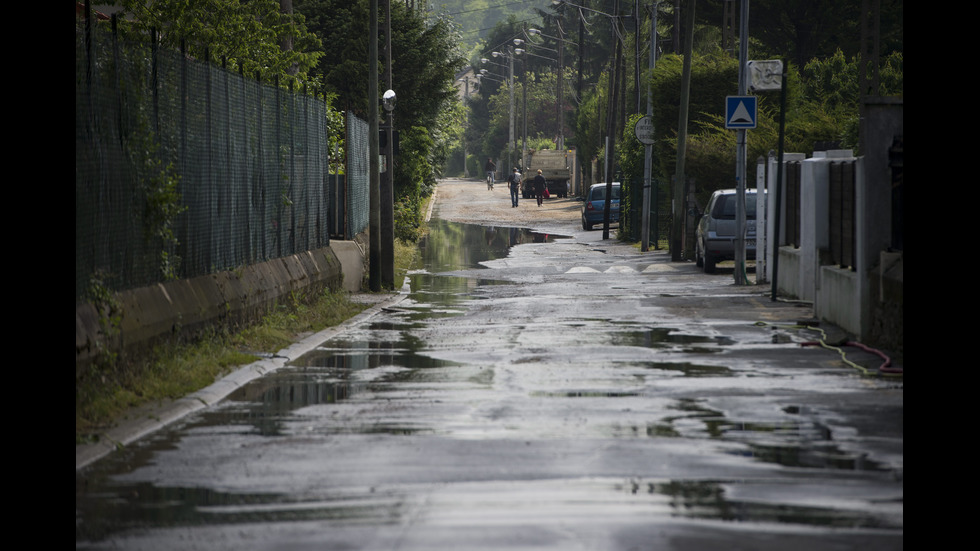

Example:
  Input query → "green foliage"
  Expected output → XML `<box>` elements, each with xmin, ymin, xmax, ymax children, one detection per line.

<box><xmin>116</xmin><ymin>0</ymin><xmax>324</xmax><ymax>88</ymax></box>
<box><xmin>86</xmin><ymin>271</ymin><xmax>123</xmax><ymax>368</ymax></box>
<box><xmin>647</xmin><ymin>50</ymin><xmax>740</xmax><ymax>180</ymax></box>
<box><xmin>526</xmin><ymin>136</ymin><xmax>558</xmax><ymax>152</ymax></box>
<box><xmin>298</xmin><ymin>0</ymin><xmax>466</xmax><ymax>241</ymax></box>
<box><xmin>430</xmin><ymin>87</ymin><xmax>466</xmax><ymax>178</ymax></box>
<box><xmin>430</xmin><ymin>0</ymin><xmax>544</xmax><ymax>55</ymax></box>
<box><xmin>300</xmin><ymin>0</ymin><xmax>466</xmax><ymax>125</ymax></box>
<box><xmin>393</xmin><ymin>126</ymin><xmax>436</xmax><ymax>241</ymax></box>
<box><xmin>76</xmin><ymin>287</ymin><xmax>371</xmax><ymax>441</ymax></box>
<box><xmin>572</xmin><ymin>80</ymin><xmax>604</xmax><ymax>181</ymax></box>
<box><xmin>734</xmin><ymin>0</ymin><xmax>903</xmax><ymax>68</ymax></box>
<box><xmin>481</xmin><ymin>68</ymin><xmax>572</xmax><ymax>164</ymax></box>
<box><xmin>324</xmin><ymin>100</ymin><xmax>346</xmax><ymax>173</ymax></box>
<box><xmin>618</xmin><ymin>113</ymin><xmax>646</xmax><ymax>185</ymax></box>
<box><xmin>135</xmin><ymin>139</ymin><xmax>186</xmax><ymax>280</ymax></box>
<box><xmin>115</xmin><ymin>54</ymin><xmax>189</xmax><ymax>280</ymax></box>
<box><xmin>467</xmin><ymin>154</ymin><xmax>481</xmax><ymax>178</ymax></box>
<box><xmin>612</xmin><ymin>46</ymin><xmax>905</xmax><ymax>220</ymax></box>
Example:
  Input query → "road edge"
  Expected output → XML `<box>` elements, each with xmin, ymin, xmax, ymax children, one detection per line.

<box><xmin>76</xmin><ymin>290</ymin><xmax>409</xmax><ymax>471</ymax></box>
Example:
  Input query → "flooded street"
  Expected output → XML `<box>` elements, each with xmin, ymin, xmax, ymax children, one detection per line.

<box><xmin>76</xmin><ymin>179</ymin><xmax>902</xmax><ymax>550</ymax></box>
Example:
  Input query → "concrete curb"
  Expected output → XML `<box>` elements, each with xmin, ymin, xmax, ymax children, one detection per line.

<box><xmin>76</xmin><ymin>246</ymin><xmax>349</xmax><ymax>375</ymax></box>
<box><xmin>76</xmin><ymin>290</ymin><xmax>409</xmax><ymax>471</ymax></box>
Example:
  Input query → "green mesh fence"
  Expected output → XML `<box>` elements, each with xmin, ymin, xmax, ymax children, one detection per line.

<box><xmin>76</xmin><ymin>20</ymin><xmax>366</xmax><ymax>301</ymax></box>
<box><xmin>344</xmin><ymin>113</ymin><xmax>370</xmax><ymax>240</ymax></box>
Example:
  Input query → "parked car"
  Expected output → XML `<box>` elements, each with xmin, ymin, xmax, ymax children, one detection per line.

<box><xmin>581</xmin><ymin>183</ymin><xmax>621</xmax><ymax>231</ymax></box>
<box><xmin>696</xmin><ymin>188</ymin><xmax>766</xmax><ymax>273</ymax></box>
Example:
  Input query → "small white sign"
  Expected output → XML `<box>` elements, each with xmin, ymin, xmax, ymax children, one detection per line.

<box><xmin>747</xmin><ymin>60</ymin><xmax>783</xmax><ymax>92</ymax></box>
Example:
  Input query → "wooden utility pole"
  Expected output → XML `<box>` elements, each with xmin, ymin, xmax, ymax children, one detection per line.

<box><xmin>381</xmin><ymin>0</ymin><xmax>394</xmax><ymax>289</ymax></box>
<box><xmin>369</xmin><ymin>0</ymin><xmax>381</xmax><ymax>291</ymax></box>
<box><xmin>601</xmin><ymin>0</ymin><xmax>621</xmax><ymax>240</ymax></box>
<box><xmin>671</xmin><ymin>0</ymin><xmax>695</xmax><ymax>261</ymax></box>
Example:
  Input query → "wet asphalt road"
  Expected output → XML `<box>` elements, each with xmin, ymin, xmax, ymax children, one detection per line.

<box><xmin>76</xmin><ymin>178</ymin><xmax>903</xmax><ymax>550</ymax></box>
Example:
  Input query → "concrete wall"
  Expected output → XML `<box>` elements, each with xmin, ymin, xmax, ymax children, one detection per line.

<box><xmin>76</xmin><ymin>240</ymin><xmax>366</xmax><ymax>377</ymax></box>
<box><xmin>768</xmin><ymin>98</ymin><xmax>902</xmax><ymax>353</ymax></box>
<box><xmin>765</xmin><ymin>153</ymin><xmax>806</xmax><ymax>285</ymax></box>
<box><xmin>859</xmin><ymin>98</ymin><xmax>903</xmax><ymax>352</ymax></box>
<box><xmin>817</xmin><ymin>265</ymin><xmax>861</xmax><ymax>336</ymax></box>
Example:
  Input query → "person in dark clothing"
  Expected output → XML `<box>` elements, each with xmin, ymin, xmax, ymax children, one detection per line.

<box><xmin>533</xmin><ymin>169</ymin><xmax>548</xmax><ymax>206</ymax></box>
<box><xmin>508</xmin><ymin>167</ymin><xmax>522</xmax><ymax>207</ymax></box>
<box><xmin>484</xmin><ymin>158</ymin><xmax>496</xmax><ymax>189</ymax></box>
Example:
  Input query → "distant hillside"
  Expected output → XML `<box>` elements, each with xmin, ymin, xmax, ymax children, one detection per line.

<box><xmin>429</xmin><ymin>0</ymin><xmax>551</xmax><ymax>52</ymax></box>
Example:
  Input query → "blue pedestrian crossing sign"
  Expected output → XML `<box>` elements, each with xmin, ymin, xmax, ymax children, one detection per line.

<box><xmin>725</xmin><ymin>95</ymin><xmax>757</xmax><ymax>129</ymax></box>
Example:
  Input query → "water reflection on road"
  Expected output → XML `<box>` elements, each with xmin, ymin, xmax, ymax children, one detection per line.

<box><xmin>76</xmin><ymin>219</ymin><xmax>902</xmax><ymax>549</ymax></box>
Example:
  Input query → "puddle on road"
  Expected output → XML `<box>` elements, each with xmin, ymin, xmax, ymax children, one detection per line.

<box><xmin>216</xmin><ymin>336</ymin><xmax>463</xmax><ymax>436</ymax></box>
<box><xmin>76</xmin><ymin>480</ymin><xmax>407</xmax><ymax>543</ymax></box>
<box><xmin>201</xmin><ymin>220</ymin><xmax>555</xmax><ymax>434</ymax></box>
<box><xmin>417</xmin><ymin>219</ymin><xmax>561</xmax><ymax>273</ymax></box>
<box><xmin>631</xmin><ymin>479</ymin><xmax>900</xmax><ymax>529</ymax></box>
<box><xmin>532</xmin><ymin>391</ymin><xmax>640</xmax><ymax>398</ymax></box>
<box><xmin>649</xmin><ymin>398</ymin><xmax>891</xmax><ymax>472</ymax></box>
<box><xmin>77</xmin><ymin>220</ymin><xmax>561</xmax><ymax>542</ymax></box>
<box><xmin>571</xmin><ymin>325</ymin><xmax>736</xmax><ymax>355</ymax></box>
<box><xmin>77</xmin><ymin>219</ymin><xmax>896</xmax><ymax>545</ymax></box>
<box><xmin>642</xmin><ymin>361</ymin><xmax>732</xmax><ymax>377</ymax></box>
<box><xmin>398</xmin><ymin>220</ymin><xmax>564</xmax><ymax>317</ymax></box>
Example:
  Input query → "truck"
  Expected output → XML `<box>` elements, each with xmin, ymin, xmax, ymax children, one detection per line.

<box><xmin>522</xmin><ymin>149</ymin><xmax>572</xmax><ymax>199</ymax></box>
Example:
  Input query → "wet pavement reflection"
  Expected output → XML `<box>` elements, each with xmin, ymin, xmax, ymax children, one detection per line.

<box><xmin>76</xmin><ymin>219</ymin><xmax>902</xmax><ymax>549</ymax></box>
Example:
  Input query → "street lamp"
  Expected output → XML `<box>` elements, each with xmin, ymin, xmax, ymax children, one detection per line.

<box><xmin>477</xmin><ymin>68</ymin><xmax>504</xmax><ymax>81</ymax></box>
<box><xmin>381</xmin><ymin>87</ymin><xmax>396</xmax><ymax>286</ymax></box>
<box><xmin>514</xmin><ymin>47</ymin><xmax>556</xmax><ymax>63</ymax></box>
<box><xmin>382</xmin><ymin>89</ymin><xmax>396</xmax><ymax>112</ymax></box>
<box><xmin>481</xmin><ymin>57</ymin><xmax>508</xmax><ymax>70</ymax></box>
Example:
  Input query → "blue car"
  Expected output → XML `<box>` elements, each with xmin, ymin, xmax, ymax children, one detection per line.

<box><xmin>581</xmin><ymin>183</ymin><xmax>621</xmax><ymax>231</ymax></box>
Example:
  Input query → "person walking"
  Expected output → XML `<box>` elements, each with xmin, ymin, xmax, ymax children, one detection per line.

<box><xmin>484</xmin><ymin>158</ymin><xmax>496</xmax><ymax>190</ymax></box>
<box><xmin>508</xmin><ymin>167</ymin><xmax>522</xmax><ymax>208</ymax></box>
<box><xmin>533</xmin><ymin>169</ymin><xmax>547</xmax><ymax>206</ymax></box>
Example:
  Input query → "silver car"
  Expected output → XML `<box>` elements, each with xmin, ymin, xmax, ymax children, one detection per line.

<box><xmin>696</xmin><ymin>189</ymin><xmax>765</xmax><ymax>273</ymax></box>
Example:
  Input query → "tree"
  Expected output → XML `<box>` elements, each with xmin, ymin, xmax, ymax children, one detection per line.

<box><xmin>466</xmin><ymin>16</ymin><xmax>528</xmax><ymax>165</ymax></box>
<box><xmin>299</xmin><ymin>0</ymin><xmax>465</xmax><ymax>127</ymax></box>
<box><xmin>115</xmin><ymin>0</ymin><xmax>324</xmax><ymax>87</ymax></box>
<box><xmin>297</xmin><ymin>0</ymin><xmax>467</xmax><ymax>238</ymax></box>
<box><xmin>713</xmin><ymin>0</ymin><xmax>904</xmax><ymax>69</ymax></box>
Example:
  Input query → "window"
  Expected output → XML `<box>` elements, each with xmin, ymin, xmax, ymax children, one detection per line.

<box><xmin>710</xmin><ymin>192</ymin><xmax>761</xmax><ymax>220</ymax></box>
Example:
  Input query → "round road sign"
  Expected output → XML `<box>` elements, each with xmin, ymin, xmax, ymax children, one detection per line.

<box><xmin>634</xmin><ymin>115</ymin><xmax>655</xmax><ymax>145</ymax></box>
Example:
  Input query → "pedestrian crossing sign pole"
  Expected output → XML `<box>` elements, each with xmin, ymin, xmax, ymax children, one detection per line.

<box><xmin>725</xmin><ymin>96</ymin><xmax>757</xmax><ymax>129</ymax></box>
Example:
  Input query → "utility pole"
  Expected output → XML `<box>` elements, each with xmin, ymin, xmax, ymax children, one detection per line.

<box><xmin>461</xmin><ymin>76</ymin><xmax>469</xmax><ymax>178</ymax></box>
<box><xmin>671</xmin><ymin>0</ymin><xmax>694</xmax><ymax>261</ymax></box>
<box><xmin>641</xmin><ymin>1</ymin><xmax>659</xmax><ymax>252</ymax></box>
<box><xmin>635</xmin><ymin>0</ymin><xmax>641</xmax><ymax>114</ymax></box>
<box><xmin>381</xmin><ymin>0</ymin><xmax>394</xmax><ymax>289</ymax></box>
<box><xmin>733</xmin><ymin>0</ymin><xmax>749</xmax><ymax>284</ymax></box>
<box><xmin>494</xmin><ymin>48</ymin><xmax>516</xmax><ymax>173</ymax></box>
<box><xmin>369</xmin><ymin>0</ymin><xmax>381</xmax><ymax>291</ymax></box>
<box><xmin>557</xmin><ymin>20</ymin><xmax>565</xmax><ymax>149</ymax></box>
<box><xmin>513</xmin><ymin>41</ymin><xmax>527</xmax><ymax>170</ymax></box>
<box><xmin>602</xmin><ymin>0</ymin><xmax>621</xmax><ymax>240</ymax></box>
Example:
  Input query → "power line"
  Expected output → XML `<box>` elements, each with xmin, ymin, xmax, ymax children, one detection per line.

<box><xmin>445</xmin><ymin>0</ymin><xmax>536</xmax><ymax>17</ymax></box>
